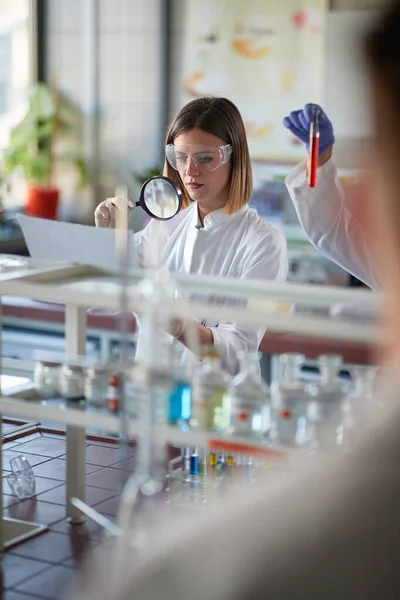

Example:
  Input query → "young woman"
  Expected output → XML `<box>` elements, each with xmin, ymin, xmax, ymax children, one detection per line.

<box><xmin>95</xmin><ymin>97</ymin><xmax>288</xmax><ymax>375</ymax></box>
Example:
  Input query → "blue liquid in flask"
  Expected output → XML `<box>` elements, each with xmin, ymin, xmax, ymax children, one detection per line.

<box><xmin>169</xmin><ymin>380</ymin><xmax>191</xmax><ymax>425</ymax></box>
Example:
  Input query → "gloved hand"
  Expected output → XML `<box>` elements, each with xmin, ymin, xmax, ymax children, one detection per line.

<box><xmin>283</xmin><ymin>103</ymin><xmax>335</xmax><ymax>156</ymax></box>
<box><xmin>94</xmin><ymin>196</ymin><xmax>135</xmax><ymax>228</ymax></box>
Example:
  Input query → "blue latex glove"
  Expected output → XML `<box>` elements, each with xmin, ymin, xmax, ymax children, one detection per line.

<box><xmin>283</xmin><ymin>103</ymin><xmax>335</xmax><ymax>156</ymax></box>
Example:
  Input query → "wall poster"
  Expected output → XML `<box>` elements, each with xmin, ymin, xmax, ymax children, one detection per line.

<box><xmin>181</xmin><ymin>0</ymin><xmax>328</xmax><ymax>163</ymax></box>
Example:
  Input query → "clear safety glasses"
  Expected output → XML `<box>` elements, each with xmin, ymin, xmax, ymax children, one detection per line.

<box><xmin>165</xmin><ymin>144</ymin><xmax>233</xmax><ymax>173</ymax></box>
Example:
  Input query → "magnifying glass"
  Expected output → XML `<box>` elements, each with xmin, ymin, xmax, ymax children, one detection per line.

<box><xmin>112</xmin><ymin>176</ymin><xmax>182</xmax><ymax>222</ymax></box>
<box><xmin>137</xmin><ymin>175</ymin><xmax>183</xmax><ymax>221</ymax></box>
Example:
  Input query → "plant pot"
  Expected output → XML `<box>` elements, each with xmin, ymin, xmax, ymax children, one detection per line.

<box><xmin>26</xmin><ymin>186</ymin><xmax>60</xmax><ymax>220</ymax></box>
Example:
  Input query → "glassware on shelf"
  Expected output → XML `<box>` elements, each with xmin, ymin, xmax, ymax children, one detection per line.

<box><xmin>223</xmin><ymin>351</ymin><xmax>270</xmax><ymax>439</ymax></box>
<box><xmin>270</xmin><ymin>353</ymin><xmax>315</xmax><ymax>447</ymax></box>
<box><xmin>343</xmin><ymin>365</ymin><xmax>378</xmax><ymax>441</ymax></box>
<box><xmin>169</xmin><ymin>342</ymin><xmax>192</xmax><ymax>428</ymax></box>
<box><xmin>33</xmin><ymin>361</ymin><xmax>60</xmax><ymax>397</ymax></box>
<box><xmin>59</xmin><ymin>364</ymin><xmax>84</xmax><ymax>400</ymax></box>
<box><xmin>107</xmin><ymin>372</ymin><xmax>121</xmax><ymax>413</ymax></box>
<box><xmin>191</xmin><ymin>345</ymin><xmax>231</xmax><ymax>432</ymax></box>
<box><xmin>84</xmin><ymin>366</ymin><xmax>109</xmax><ymax>407</ymax></box>
<box><xmin>133</xmin><ymin>270</ymin><xmax>177</xmax><ymax>486</ymax></box>
<box><xmin>307</xmin><ymin>354</ymin><xmax>350</xmax><ymax>452</ymax></box>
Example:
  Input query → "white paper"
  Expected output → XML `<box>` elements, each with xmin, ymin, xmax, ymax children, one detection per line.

<box><xmin>18</xmin><ymin>215</ymin><xmax>138</xmax><ymax>270</ymax></box>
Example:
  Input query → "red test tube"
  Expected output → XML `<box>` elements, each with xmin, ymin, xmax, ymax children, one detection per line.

<box><xmin>308</xmin><ymin>109</ymin><xmax>320</xmax><ymax>188</ymax></box>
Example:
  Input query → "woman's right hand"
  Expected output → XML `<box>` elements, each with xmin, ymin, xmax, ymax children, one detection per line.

<box><xmin>94</xmin><ymin>197</ymin><xmax>135</xmax><ymax>228</ymax></box>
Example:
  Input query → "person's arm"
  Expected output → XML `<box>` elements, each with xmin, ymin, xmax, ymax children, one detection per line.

<box><xmin>175</xmin><ymin>232</ymin><xmax>288</xmax><ymax>375</ymax></box>
<box><xmin>283</xmin><ymin>103</ymin><xmax>380</xmax><ymax>290</ymax></box>
<box><xmin>286</xmin><ymin>156</ymin><xmax>380</xmax><ymax>290</ymax></box>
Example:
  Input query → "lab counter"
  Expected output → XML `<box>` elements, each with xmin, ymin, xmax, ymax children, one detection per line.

<box><xmin>1</xmin><ymin>296</ymin><xmax>374</xmax><ymax>367</ymax></box>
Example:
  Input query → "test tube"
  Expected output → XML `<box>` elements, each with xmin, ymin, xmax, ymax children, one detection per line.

<box><xmin>190</xmin><ymin>449</ymin><xmax>199</xmax><ymax>476</ymax></box>
<box><xmin>308</xmin><ymin>108</ymin><xmax>320</xmax><ymax>188</ymax></box>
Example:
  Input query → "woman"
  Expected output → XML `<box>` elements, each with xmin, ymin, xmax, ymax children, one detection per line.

<box><xmin>95</xmin><ymin>97</ymin><xmax>288</xmax><ymax>375</ymax></box>
<box><xmin>75</xmin><ymin>4</ymin><xmax>400</xmax><ymax>599</ymax></box>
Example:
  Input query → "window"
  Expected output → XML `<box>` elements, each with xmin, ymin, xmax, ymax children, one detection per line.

<box><xmin>0</xmin><ymin>0</ymin><xmax>33</xmax><ymax>149</ymax></box>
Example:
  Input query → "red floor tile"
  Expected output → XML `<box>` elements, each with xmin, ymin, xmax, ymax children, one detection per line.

<box><xmin>10</xmin><ymin>432</ymin><xmax>43</xmax><ymax>445</ymax></box>
<box><xmin>2</xmin><ymin>554</ymin><xmax>50</xmax><ymax>588</ymax></box>
<box><xmin>32</xmin><ymin>458</ymin><xmax>100</xmax><ymax>481</ymax></box>
<box><xmin>4</xmin><ymin>591</ymin><xmax>42</xmax><ymax>600</ymax></box>
<box><xmin>50</xmin><ymin>518</ymin><xmax>104</xmax><ymax>539</ymax></box>
<box><xmin>63</xmin><ymin>444</ymin><xmax>132</xmax><ymax>467</ymax></box>
<box><xmin>3</xmin><ymin>450</ymin><xmax>52</xmax><ymax>471</ymax></box>
<box><xmin>11</xmin><ymin>438</ymin><xmax>71</xmax><ymax>459</ymax></box>
<box><xmin>34</xmin><ymin>477</ymin><xmax>64</xmax><ymax>495</ymax></box>
<box><xmin>10</xmin><ymin>530</ymin><xmax>91</xmax><ymax>563</ymax></box>
<box><xmin>37</xmin><ymin>484</ymin><xmax>117</xmax><ymax>508</ymax></box>
<box><xmin>14</xmin><ymin>564</ymin><xmax>77</xmax><ymax>599</ymax></box>
<box><xmin>109</xmin><ymin>456</ymin><xmax>137</xmax><ymax>471</ymax></box>
<box><xmin>2</xmin><ymin>494</ymin><xmax>23</xmax><ymax>509</ymax></box>
<box><xmin>85</xmin><ymin>467</ymin><xmax>130</xmax><ymax>491</ymax></box>
<box><xmin>91</xmin><ymin>494</ymin><xmax>121</xmax><ymax>518</ymax></box>
<box><xmin>3</xmin><ymin>476</ymin><xmax>63</xmax><ymax>508</ymax></box>
<box><xmin>5</xmin><ymin>499</ymin><xmax>66</xmax><ymax>526</ymax></box>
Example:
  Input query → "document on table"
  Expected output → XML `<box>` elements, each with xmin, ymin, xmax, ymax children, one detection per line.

<box><xmin>18</xmin><ymin>215</ymin><xmax>138</xmax><ymax>270</ymax></box>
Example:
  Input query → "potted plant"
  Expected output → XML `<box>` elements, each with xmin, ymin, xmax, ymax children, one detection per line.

<box><xmin>2</xmin><ymin>81</ymin><xmax>87</xmax><ymax>220</ymax></box>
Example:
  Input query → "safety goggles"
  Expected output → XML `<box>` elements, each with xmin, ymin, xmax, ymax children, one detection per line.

<box><xmin>165</xmin><ymin>144</ymin><xmax>233</xmax><ymax>173</ymax></box>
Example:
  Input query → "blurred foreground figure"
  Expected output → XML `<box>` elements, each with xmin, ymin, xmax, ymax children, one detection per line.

<box><xmin>73</xmin><ymin>3</ymin><xmax>400</xmax><ymax>598</ymax></box>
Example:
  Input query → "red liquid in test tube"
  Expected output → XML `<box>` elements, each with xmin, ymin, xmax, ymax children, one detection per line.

<box><xmin>308</xmin><ymin>109</ymin><xmax>320</xmax><ymax>188</ymax></box>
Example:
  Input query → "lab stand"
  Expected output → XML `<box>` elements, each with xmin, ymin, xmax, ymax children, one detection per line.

<box><xmin>0</xmin><ymin>258</ymin><xmax>380</xmax><ymax>550</ymax></box>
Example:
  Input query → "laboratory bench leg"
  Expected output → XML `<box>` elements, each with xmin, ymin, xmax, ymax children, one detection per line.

<box><xmin>65</xmin><ymin>305</ymin><xmax>87</xmax><ymax>523</ymax></box>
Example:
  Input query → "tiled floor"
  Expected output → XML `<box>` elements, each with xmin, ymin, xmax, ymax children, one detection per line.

<box><xmin>0</xmin><ymin>425</ymin><xmax>137</xmax><ymax>600</ymax></box>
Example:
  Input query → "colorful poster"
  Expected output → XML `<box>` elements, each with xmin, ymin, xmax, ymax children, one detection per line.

<box><xmin>181</xmin><ymin>0</ymin><xmax>327</xmax><ymax>162</ymax></box>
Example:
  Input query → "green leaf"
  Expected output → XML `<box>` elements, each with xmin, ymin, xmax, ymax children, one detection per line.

<box><xmin>1</xmin><ymin>82</ymin><xmax>88</xmax><ymax>188</ymax></box>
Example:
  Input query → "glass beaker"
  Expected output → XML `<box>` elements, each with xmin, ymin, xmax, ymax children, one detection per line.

<box><xmin>7</xmin><ymin>456</ymin><xmax>36</xmax><ymax>498</ymax></box>
<box><xmin>59</xmin><ymin>364</ymin><xmax>85</xmax><ymax>400</ymax></box>
<box><xmin>84</xmin><ymin>366</ymin><xmax>109</xmax><ymax>406</ymax></box>
<box><xmin>33</xmin><ymin>361</ymin><xmax>60</xmax><ymax>397</ymax></box>
<box><xmin>192</xmin><ymin>346</ymin><xmax>230</xmax><ymax>432</ymax></box>
<box><xmin>270</xmin><ymin>353</ymin><xmax>315</xmax><ymax>447</ymax></box>
<box><xmin>223</xmin><ymin>351</ymin><xmax>270</xmax><ymax>439</ymax></box>
<box><xmin>307</xmin><ymin>354</ymin><xmax>350</xmax><ymax>452</ymax></box>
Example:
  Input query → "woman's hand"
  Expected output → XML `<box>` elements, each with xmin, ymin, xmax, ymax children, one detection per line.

<box><xmin>94</xmin><ymin>197</ymin><xmax>135</xmax><ymax>228</ymax></box>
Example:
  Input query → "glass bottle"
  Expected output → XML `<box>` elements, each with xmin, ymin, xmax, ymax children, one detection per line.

<box><xmin>107</xmin><ymin>372</ymin><xmax>121</xmax><ymax>413</ymax></box>
<box><xmin>169</xmin><ymin>342</ymin><xmax>192</xmax><ymax>428</ymax></box>
<box><xmin>307</xmin><ymin>354</ymin><xmax>350</xmax><ymax>452</ymax></box>
<box><xmin>270</xmin><ymin>353</ymin><xmax>315</xmax><ymax>447</ymax></box>
<box><xmin>223</xmin><ymin>351</ymin><xmax>270</xmax><ymax>439</ymax></box>
<box><xmin>33</xmin><ymin>361</ymin><xmax>60</xmax><ymax>397</ymax></box>
<box><xmin>343</xmin><ymin>365</ymin><xmax>378</xmax><ymax>442</ymax></box>
<box><xmin>191</xmin><ymin>346</ymin><xmax>230</xmax><ymax>432</ymax></box>
<box><xmin>84</xmin><ymin>366</ymin><xmax>108</xmax><ymax>407</ymax></box>
<box><xmin>59</xmin><ymin>364</ymin><xmax>84</xmax><ymax>400</ymax></box>
<box><xmin>133</xmin><ymin>270</ymin><xmax>176</xmax><ymax>484</ymax></box>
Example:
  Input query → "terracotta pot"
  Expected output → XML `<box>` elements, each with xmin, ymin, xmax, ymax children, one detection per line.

<box><xmin>26</xmin><ymin>186</ymin><xmax>60</xmax><ymax>220</ymax></box>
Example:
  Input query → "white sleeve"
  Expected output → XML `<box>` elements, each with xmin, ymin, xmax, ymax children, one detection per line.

<box><xmin>210</xmin><ymin>232</ymin><xmax>288</xmax><ymax>375</ymax></box>
<box><xmin>285</xmin><ymin>159</ymin><xmax>380</xmax><ymax>290</ymax></box>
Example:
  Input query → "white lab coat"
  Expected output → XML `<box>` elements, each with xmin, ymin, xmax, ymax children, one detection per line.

<box><xmin>286</xmin><ymin>159</ymin><xmax>380</xmax><ymax>290</ymax></box>
<box><xmin>133</xmin><ymin>202</ymin><xmax>288</xmax><ymax>375</ymax></box>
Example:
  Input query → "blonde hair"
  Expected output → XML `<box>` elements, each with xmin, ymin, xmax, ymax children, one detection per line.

<box><xmin>163</xmin><ymin>97</ymin><xmax>252</xmax><ymax>214</ymax></box>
